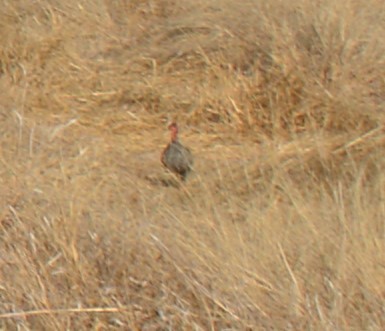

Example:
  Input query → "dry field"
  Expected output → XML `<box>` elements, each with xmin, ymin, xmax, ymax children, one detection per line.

<box><xmin>1</xmin><ymin>0</ymin><xmax>385</xmax><ymax>329</ymax></box>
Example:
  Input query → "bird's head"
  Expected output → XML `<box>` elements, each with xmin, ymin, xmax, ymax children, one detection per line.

<box><xmin>168</xmin><ymin>122</ymin><xmax>179</xmax><ymax>141</ymax></box>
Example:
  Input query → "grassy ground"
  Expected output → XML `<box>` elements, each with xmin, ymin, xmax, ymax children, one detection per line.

<box><xmin>1</xmin><ymin>0</ymin><xmax>385</xmax><ymax>329</ymax></box>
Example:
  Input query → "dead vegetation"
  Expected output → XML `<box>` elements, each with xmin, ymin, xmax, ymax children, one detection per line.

<box><xmin>1</xmin><ymin>0</ymin><xmax>385</xmax><ymax>329</ymax></box>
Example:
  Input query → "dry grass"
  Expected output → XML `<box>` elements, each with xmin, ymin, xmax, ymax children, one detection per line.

<box><xmin>1</xmin><ymin>0</ymin><xmax>385</xmax><ymax>329</ymax></box>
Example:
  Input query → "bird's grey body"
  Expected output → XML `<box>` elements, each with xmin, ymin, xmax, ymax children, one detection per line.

<box><xmin>162</xmin><ymin>141</ymin><xmax>193</xmax><ymax>180</ymax></box>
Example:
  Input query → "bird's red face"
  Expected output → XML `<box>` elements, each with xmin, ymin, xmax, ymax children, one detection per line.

<box><xmin>168</xmin><ymin>122</ymin><xmax>178</xmax><ymax>141</ymax></box>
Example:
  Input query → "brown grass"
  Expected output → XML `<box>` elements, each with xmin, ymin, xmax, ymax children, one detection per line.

<box><xmin>1</xmin><ymin>0</ymin><xmax>385</xmax><ymax>329</ymax></box>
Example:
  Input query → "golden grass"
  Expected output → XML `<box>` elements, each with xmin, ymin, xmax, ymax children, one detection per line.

<box><xmin>1</xmin><ymin>0</ymin><xmax>385</xmax><ymax>329</ymax></box>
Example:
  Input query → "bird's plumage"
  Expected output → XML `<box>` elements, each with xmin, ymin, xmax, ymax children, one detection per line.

<box><xmin>161</xmin><ymin>123</ymin><xmax>193</xmax><ymax>180</ymax></box>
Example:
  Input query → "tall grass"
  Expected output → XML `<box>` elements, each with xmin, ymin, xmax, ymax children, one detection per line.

<box><xmin>1</xmin><ymin>0</ymin><xmax>385</xmax><ymax>329</ymax></box>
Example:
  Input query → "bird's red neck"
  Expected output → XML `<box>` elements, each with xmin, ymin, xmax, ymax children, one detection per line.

<box><xmin>169</xmin><ymin>124</ymin><xmax>178</xmax><ymax>142</ymax></box>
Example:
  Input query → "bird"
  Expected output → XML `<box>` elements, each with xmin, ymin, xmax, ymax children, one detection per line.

<box><xmin>161</xmin><ymin>122</ymin><xmax>193</xmax><ymax>181</ymax></box>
